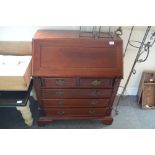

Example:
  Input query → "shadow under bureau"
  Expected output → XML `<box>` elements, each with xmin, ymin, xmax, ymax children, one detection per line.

<box><xmin>32</xmin><ymin>30</ymin><xmax>123</xmax><ymax>126</ymax></box>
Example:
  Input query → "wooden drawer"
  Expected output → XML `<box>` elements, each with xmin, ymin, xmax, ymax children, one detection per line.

<box><xmin>41</xmin><ymin>89</ymin><xmax>112</xmax><ymax>99</ymax></box>
<box><xmin>43</xmin><ymin>108</ymin><xmax>111</xmax><ymax>117</ymax></box>
<box><xmin>41</xmin><ymin>77</ymin><xmax>77</xmax><ymax>88</ymax></box>
<box><xmin>41</xmin><ymin>99</ymin><xmax>110</xmax><ymax>107</ymax></box>
<box><xmin>79</xmin><ymin>78</ymin><xmax>114</xmax><ymax>88</ymax></box>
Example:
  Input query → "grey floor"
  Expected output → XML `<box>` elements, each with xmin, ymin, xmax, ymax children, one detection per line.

<box><xmin>0</xmin><ymin>96</ymin><xmax>155</xmax><ymax>129</ymax></box>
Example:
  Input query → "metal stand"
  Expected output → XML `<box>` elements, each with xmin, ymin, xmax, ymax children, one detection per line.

<box><xmin>115</xmin><ymin>26</ymin><xmax>155</xmax><ymax>114</ymax></box>
<box><xmin>79</xmin><ymin>26</ymin><xmax>121</xmax><ymax>39</ymax></box>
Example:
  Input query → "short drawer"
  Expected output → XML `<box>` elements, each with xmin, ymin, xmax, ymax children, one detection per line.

<box><xmin>41</xmin><ymin>89</ymin><xmax>112</xmax><ymax>99</ymax></box>
<box><xmin>40</xmin><ymin>99</ymin><xmax>110</xmax><ymax>107</ymax></box>
<box><xmin>41</xmin><ymin>78</ymin><xmax>77</xmax><ymax>88</ymax></box>
<box><xmin>80</xmin><ymin>78</ymin><xmax>114</xmax><ymax>88</ymax></box>
<box><xmin>43</xmin><ymin>108</ymin><xmax>111</xmax><ymax>117</ymax></box>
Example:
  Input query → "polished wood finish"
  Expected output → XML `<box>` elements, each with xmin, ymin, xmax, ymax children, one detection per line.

<box><xmin>32</xmin><ymin>30</ymin><xmax>123</xmax><ymax>126</ymax></box>
<box><xmin>41</xmin><ymin>89</ymin><xmax>112</xmax><ymax>99</ymax></box>
<box><xmin>40</xmin><ymin>46</ymin><xmax>116</xmax><ymax>68</ymax></box>
<box><xmin>79</xmin><ymin>78</ymin><xmax>114</xmax><ymax>88</ymax></box>
<box><xmin>40</xmin><ymin>77</ymin><xmax>114</xmax><ymax>88</ymax></box>
<box><xmin>34</xmin><ymin>30</ymin><xmax>122</xmax><ymax>40</ymax></box>
<box><xmin>32</xmin><ymin>30</ymin><xmax>123</xmax><ymax>78</ymax></box>
<box><xmin>41</xmin><ymin>99</ymin><xmax>110</xmax><ymax>108</ymax></box>
<box><xmin>41</xmin><ymin>77</ymin><xmax>76</xmax><ymax>88</ymax></box>
<box><xmin>43</xmin><ymin>107</ymin><xmax>110</xmax><ymax>117</ymax></box>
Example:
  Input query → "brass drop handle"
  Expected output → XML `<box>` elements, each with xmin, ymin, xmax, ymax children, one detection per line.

<box><xmin>90</xmin><ymin>100</ymin><xmax>98</xmax><ymax>105</ymax></box>
<box><xmin>55</xmin><ymin>90</ymin><xmax>64</xmax><ymax>96</ymax></box>
<box><xmin>57</xmin><ymin>111</ymin><xmax>65</xmax><ymax>115</ymax></box>
<box><xmin>91</xmin><ymin>80</ymin><xmax>102</xmax><ymax>86</ymax></box>
<box><xmin>91</xmin><ymin>90</ymin><xmax>101</xmax><ymax>96</ymax></box>
<box><xmin>58</xmin><ymin>100</ymin><xmax>64</xmax><ymax>105</ymax></box>
<box><xmin>89</xmin><ymin>109</ymin><xmax>96</xmax><ymax>114</ymax></box>
<box><xmin>56</xmin><ymin>79</ymin><xmax>65</xmax><ymax>85</ymax></box>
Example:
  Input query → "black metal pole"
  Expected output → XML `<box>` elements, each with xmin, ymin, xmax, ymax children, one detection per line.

<box><xmin>123</xmin><ymin>26</ymin><xmax>134</xmax><ymax>57</ymax></box>
<box><xmin>115</xmin><ymin>26</ymin><xmax>151</xmax><ymax>114</ymax></box>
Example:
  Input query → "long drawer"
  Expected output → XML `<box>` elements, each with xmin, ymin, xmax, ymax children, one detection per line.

<box><xmin>43</xmin><ymin>108</ymin><xmax>111</xmax><ymax>117</ymax></box>
<box><xmin>40</xmin><ymin>99</ymin><xmax>110</xmax><ymax>107</ymax></box>
<box><xmin>41</xmin><ymin>89</ymin><xmax>112</xmax><ymax>99</ymax></box>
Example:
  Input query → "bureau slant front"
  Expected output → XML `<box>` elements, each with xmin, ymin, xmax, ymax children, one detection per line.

<box><xmin>32</xmin><ymin>30</ymin><xmax>123</xmax><ymax>126</ymax></box>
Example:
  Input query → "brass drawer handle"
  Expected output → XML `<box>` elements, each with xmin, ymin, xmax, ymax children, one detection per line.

<box><xmin>55</xmin><ymin>90</ymin><xmax>64</xmax><ymax>96</ymax></box>
<box><xmin>58</xmin><ymin>100</ymin><xmax>64</xmax><ymax>105</ymax></box>
<box><xmin>56</xmin><ymin>79</ymin><xmax>65</xmax><ymax>85</ymax></box>
<box><xmin>90</xmin><ymin>100</ymin><xmax>98</xmax><ymax>105</ymax></box>
<box><xmin>89</xmin><ymin>109</ymin><xmax>96</xmax><ymax>114</ymax></box>
<box><xmin>57</xmin><ymin>111</ymin><xmax>65</xmax><ymax>115</ymax></box>
<box><xmin>91</xmin><ymin>90</ymin><xmax>101</xmax><ymax>96</ymax></box>
<box><xmin>91</xmin><ymin>80</ymin><xmax>102</xmax><ymax>86</ymax></box>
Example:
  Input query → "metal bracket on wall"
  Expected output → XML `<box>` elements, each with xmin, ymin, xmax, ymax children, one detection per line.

<box><xmin>115</xmin><ymin>26</ymin><xmax>155</xmax><ymax>115</ymax></box>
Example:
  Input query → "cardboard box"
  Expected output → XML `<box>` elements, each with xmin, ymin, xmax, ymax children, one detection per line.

<box><xmin>138</xmin><ymin>72</ymin><xmax>155</xmax><ymax>109</ymax></box>
<box><xmin>0</xmin><ymin>55</ymin><xmax>32</xmax><ymax>91</ymax></box>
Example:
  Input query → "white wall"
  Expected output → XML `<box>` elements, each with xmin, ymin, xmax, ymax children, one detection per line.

<box><xmin>0</xmin><ymin>26</ymin><xmax>80</xmax><ymax>41</ymax></box>
<box><xmin>0</xmin><ymin>26</ymin><xmax>155</xmax><ymax>95</ymax></box>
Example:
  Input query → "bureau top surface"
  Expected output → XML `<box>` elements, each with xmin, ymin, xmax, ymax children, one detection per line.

<box><xmin>33</xmin><ymin>30</ymin><xmax>122</xmax><ymax>41</ymax></box>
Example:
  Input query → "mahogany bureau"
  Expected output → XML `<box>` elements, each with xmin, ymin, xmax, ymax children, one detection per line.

<box><xmin>32</xmin><ymin>30</ymin><xmax>123</xmax><ymax>126</ymax></box>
